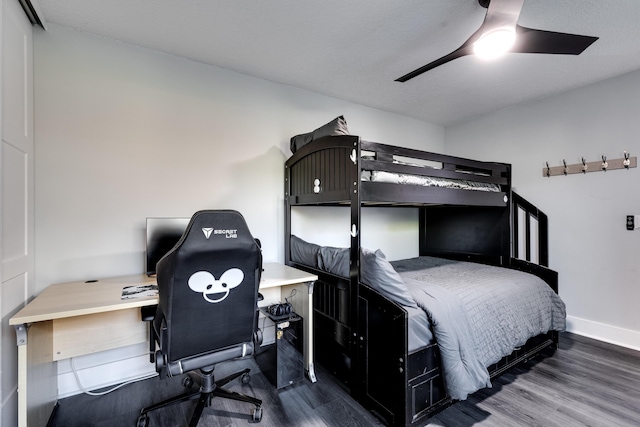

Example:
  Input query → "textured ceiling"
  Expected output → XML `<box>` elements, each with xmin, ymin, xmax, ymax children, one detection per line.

<box><xmin>36</xmin><ymin>0</ymin><xmax>640</xmax><ymax>126</ymax></box>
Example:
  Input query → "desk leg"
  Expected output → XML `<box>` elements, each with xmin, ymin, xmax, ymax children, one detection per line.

<box><xmin>305</xmin><ymin>281</ymin><xmax>316</xmax><ymax>383</ymax></box>
<box><xmin>281</xmin><ymin>281</ymin><xmax>316</xmax><ymax>383</ymax></box>
<box><xmin>14</xmin><ymin>321</ymin><xmax>57</xmax><ymax>427</ymax></box>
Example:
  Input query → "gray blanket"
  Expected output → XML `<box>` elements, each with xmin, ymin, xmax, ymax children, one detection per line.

<box><xmin>391</xmin><ymin>257</ymin><xmax>566</xmax><ymax>401</ymax></box>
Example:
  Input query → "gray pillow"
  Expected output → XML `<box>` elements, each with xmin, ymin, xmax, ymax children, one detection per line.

<box><xmin>290</xmin><ymin>116</ymin><xmax>350</xmax><ymax>153</ymax></box>
<box><xmin>317</xmin><ymin>245</ymin><xmax>350</xmax><ymax>276</ymax></box>
<box><xmin>360</xmin><ymin>248</ymin><xmax>418</xmax><ymax>308</ymax></box>
<box><xmin>317</xmin><ymin>245</ymin><xmax>417</xmax><ymax>308</ymax></box>
<box><xmin>290</xmin><ymin>235</ymin><xmax>321</xmax><ymax>268</ymax></box>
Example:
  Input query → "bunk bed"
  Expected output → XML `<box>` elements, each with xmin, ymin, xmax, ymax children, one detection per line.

<box><xmin>283</xmin><ymin>133</ymin><xmax>565</xmax><ymax>427</ymax></box>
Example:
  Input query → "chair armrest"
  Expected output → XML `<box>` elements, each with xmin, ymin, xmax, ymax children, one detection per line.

<box><xmin>165</xmin><ymin>343</ymin><xmax>256</xmax><ymax>376</ymax></box>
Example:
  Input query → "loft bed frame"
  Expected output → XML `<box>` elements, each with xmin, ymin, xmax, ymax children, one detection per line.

<box><xmin>284</xmin><ymin>135</ymin><xmax>558</xmax><ymax>427</ymax></box>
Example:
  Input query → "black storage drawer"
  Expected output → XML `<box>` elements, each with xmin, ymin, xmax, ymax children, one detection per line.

<box><xmin>409</xmin><ymin>372</ymin><xmax>446</xmax><ymax>418</ymax></box>
<box><xmin>407</xmin><ymin>344</ymin><xmax>440</xmax><ymax>380</ymax></box>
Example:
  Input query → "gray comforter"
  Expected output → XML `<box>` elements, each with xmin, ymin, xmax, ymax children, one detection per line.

<box><xmin>391</xmin><ymin>257</ymin><xmax>566</xmax><ymax>401</ymax></box>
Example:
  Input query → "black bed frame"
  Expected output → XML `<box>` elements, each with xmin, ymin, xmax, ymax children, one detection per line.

<box><xmin>284</xmin><ymin>135</ymin><xmax>559</xmax><ymax>427</ymax></box>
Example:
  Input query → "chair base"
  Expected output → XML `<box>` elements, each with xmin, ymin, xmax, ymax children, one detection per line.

<box><xmin>137</xmin><ymin>366</ymin><xmax>262</xmax><ymax>427</ymax></box>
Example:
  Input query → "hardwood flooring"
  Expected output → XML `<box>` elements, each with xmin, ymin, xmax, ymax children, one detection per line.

<box><xmin>50</xmin><ymin>356</ymin><xmax>384</xmax><ymax>427</ymax></box>
<box><xmin>428</xmin><ymin>333</ymin><xmax>640</xmax><ymax>427</ymax></box>
<box><xmin>50</xmin><ymin>333</ymin><xmax>640</xmax><ymax>427</ymax></box>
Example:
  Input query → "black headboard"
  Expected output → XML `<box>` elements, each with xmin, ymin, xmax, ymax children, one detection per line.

<box><xmin>418</xmin><ymin>205</ymin><xmax>511</xmax><ymax>265</ymax></box>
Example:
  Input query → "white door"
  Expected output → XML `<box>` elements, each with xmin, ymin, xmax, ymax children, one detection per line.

<box><xmin>2</xmin><ymin>0</ymin><xmax>35</xmax><ymax>425</ymax></box>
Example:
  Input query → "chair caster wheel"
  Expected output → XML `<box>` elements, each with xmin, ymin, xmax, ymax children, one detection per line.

<box><xmin>252</xmin><ymin>407</ymin><xmax>263</xmax><ymax>422</ymax></box>
<box><xmin>137</xmin><ymin>414</ymin><xmax>149</xmax><ymax>427</ymax></box>
<box><xmin>241</xmin><ymin>372</ymin><xmax>251</xmax><ymax>385</ymax></box>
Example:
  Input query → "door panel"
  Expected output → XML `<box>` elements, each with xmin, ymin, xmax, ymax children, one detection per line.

<box><xmin>2</xmin><ymin>0</ymin><xmax>36</xmax><ymax>425</ymax></box>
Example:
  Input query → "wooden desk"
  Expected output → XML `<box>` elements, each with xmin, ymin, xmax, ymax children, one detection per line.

<box><xmin>10</xmin><ymin>262</ymin><xmax>317</xmax><ymax>427</ymax></box>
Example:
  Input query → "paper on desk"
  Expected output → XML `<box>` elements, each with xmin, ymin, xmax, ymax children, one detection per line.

<box><xmin>121</xmin><ymin>284</ymin><xmax>158</xmax><ymax>299</ymax></box>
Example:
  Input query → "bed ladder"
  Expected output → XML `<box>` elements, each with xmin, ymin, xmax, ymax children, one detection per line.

<box><xmin>511</xmin><ymin>192</ymin><xmax>548</xmax><ymax>267</ymax></box>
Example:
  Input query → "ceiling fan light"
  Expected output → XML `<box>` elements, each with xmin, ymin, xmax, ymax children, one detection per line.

<box><xmin>473</xmin><ymin>28</ymin><xmax>516</xmax><ymax>59</ymax></box>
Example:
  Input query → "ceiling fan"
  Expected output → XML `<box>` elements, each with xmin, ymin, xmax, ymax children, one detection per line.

<box><xmin>396</xmin><ymin>0</ymin><xmax>598</xmax><ymax>82</ymax></box>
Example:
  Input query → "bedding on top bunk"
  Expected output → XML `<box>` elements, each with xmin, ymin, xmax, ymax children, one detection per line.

<box><xmin>288</xmin><ymin>115</ymin><xmax>501</xmax><ymax>193</ymax></box>
<box><xmin>290</xmin><ymin>235</ymin><xmax>566</xmax><ymax>401</ymax></box>
<box><xmin>361</xmin><ymin>157</ymin><xmax>501</xmax><ymax>193</ymax></box>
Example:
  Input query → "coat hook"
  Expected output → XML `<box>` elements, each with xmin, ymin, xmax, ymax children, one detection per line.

<box><xmin>546</xmin><ymin>162</ymin><xmax>550</xmax><ymax>177</ymax></box>
<box><xmin>624</xmin><ymin>151</ymin><xmax>631</xmax><ymax>169</ymax></box>
<box><xmin>581</xmin><ymin>157</ymin><xmax>588</xmax><ymax>173</ymax></box>
<box><xmin>563</xmin><ymin>159</ymin><xmax>568</xmax><ymax>175</ymax></box>
<box><xmin>601</xmin><ymin>155</ymin><xmax>608</xmax><ymax>171</ymax></box>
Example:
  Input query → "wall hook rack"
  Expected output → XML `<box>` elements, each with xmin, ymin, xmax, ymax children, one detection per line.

<box><xmin>543</xmin><ymin>153</ymin><xmax>636</xmax><ymax>177</ymax></box>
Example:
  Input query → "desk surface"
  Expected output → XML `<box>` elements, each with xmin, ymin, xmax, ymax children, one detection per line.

<box><xmin>10</xmin><ymin>262</ymin><xmax>317</xmax><ymax>325</ymax></box>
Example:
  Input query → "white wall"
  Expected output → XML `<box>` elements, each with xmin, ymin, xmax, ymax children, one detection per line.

<box><xmin>34</xmin><ymin>24</ymin><xmax>443</xmax><ymax>396</ymax></box>
<box><xmin>34</xmin><ymin>24</ymin><xmax>443</xmax><ymax>293</ymax></box>
<box><xmin>445</xmin><ymin>70</ymin><xmax>640</xmax><ymax>351</ymax></box>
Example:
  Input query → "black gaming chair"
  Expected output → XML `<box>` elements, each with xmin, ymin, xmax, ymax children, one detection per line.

<box><xmin>138</xmin><ymin>210</ymin><xmax>263</xmax><ymax>426</ymax></box>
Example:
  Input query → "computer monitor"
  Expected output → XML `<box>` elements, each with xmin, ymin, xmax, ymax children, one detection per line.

<box><xmin>145</xmin><ymin>217</ymin><xmax>190</xmax><ymax>275</ymax></box>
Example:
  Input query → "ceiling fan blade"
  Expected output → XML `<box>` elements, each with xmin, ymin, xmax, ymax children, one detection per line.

<box><xmin>395</xmin><ymin>0</ymin><xmax>521</xmax><ymax>82</ymax></box>
<box><xmin>512</xmin><ymin>25</ymin><xmax>598</xmax><ymax>55</ymax></box>
<box><xmin>483</xmin><ymin>0</ymin><xmax>523</xmax><ymax>31</ymax></box>
<box><xmin>395</xmin><ymin>45</ymin><xmax>473</xmax><ymax>82</ymax></box>
<box><xmin>395</xmin><ymin>0</ymin><xmax>597</xmax><ymax>82</ymax></box>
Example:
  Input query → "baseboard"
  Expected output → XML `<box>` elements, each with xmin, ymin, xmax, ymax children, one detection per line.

<box><xmin>57</xmin><ymin>343</ymin><xmax>156</xmax><ymax>399</ymax></box>
<box><xmin>566</xmin><ymin>315</ymin><xmax>640</xmax><ymax>352</ymax></box>
<box><xmin>55</xmin><ymin>315</ymin><xmax>277</xmax><ymax>399</ymax></box>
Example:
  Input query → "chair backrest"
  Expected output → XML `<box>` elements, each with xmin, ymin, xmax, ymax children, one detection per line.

<box><xmin>155</xmin><ymin>210</ymin><xmax>262</xmax><ymax>364</ymax></box>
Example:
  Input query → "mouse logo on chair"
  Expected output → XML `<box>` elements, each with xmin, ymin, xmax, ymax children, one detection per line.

<box><xmin>188</xmin><ymin>269</ymin><xmax>244</xmax><ymax>303</ymax></box>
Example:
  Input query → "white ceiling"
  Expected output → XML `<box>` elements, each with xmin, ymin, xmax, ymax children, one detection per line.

<box><xmin>36</xmin><ymin>0</ymin><xmax>640</xmax><ymax>126</ymax></box>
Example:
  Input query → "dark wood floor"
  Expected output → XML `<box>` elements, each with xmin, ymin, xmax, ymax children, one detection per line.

<box><xmin>50</xmin><ymin>333</ymin><xmax>640</xmax><ymax>427</ymax></box>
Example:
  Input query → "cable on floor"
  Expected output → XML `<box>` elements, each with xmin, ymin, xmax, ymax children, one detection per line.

<box><xmin>70</xmin><ymin>357</ymin><xmax>158</xmax><ymax>396</ymax></box>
